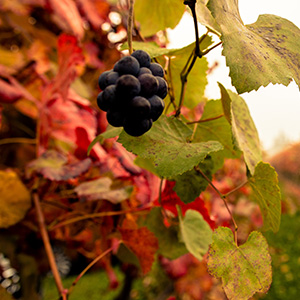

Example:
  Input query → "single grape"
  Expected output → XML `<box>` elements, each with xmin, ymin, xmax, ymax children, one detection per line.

<box><xmin>148</xmin><ymin>95</ymin><xmax>165</xmax><ymax>121</ymax></box>
<box><xmin>137</xmin><ymin>67</ymin><xmax>152</xmax><ymax>76</ymax></box>
<box><xmin>98</xmin><ymin>70</ymin><xmax>111</xmax><ymax>90</ymax></box>
<box><xmin>113</xmin><ymin>56</ymin><xmax>140</xmax><ymax>76</ymax></box>
<box><xmin>138</xmin><ymin>74</ymin><xmax>159</xmax><ymax>97</ymax></box>
<box><xmin>116</xmin><ymin>75</ymin><xmax>141</xmax><ymax>101</ymax></box>
<box><xmin>124</xmin><ymin>118</ymin><xmax>153</xmax><ymax>136</ymax></box>
<box><xmin>106</xmin><ymin>71</ymin><xmax>119</xmax><ymax>86</ymax></box>
<box><xmin>106</xmin><ymin>110</ymin><xmax>125</xmax><ymax>127</ymax></box>
<box><xmin>97</xmin><ymin>92</ymin><xmax>109</xmax><ymax>111</ymax></box>
<box><xmin>128</xmin><ymin>96</ymin><xmax>151</xmax><ymax>119</ymax></box>
<box><xmin>102</xmin><ymin>84</ymin><xmax>118</xmax><ymax>106</ymax></box>
<box><xmin>149</xmin><ymin>62</ymin><xmax>164</xmax><ymax>77</ymax></box>
<box><xmin>131</xmin><ymin>50</ymin><xmax>151</xmax><ymax>68</ymax></box>
<box><xmin>156</xmin><ymin>76</ymin><xmax>168</xmax><ymax>99</ymax></box>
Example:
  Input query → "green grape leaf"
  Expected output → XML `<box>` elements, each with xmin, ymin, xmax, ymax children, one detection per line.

<box><xmin>193</xmin><ymin>99</ymin><xmax>241</xmax><ymax>170</ymax></box>
<box><xmin>118</xmin><ymin>115</ymin><xmax>223</xmax><ymax>178</ymax></box>
<box><xmin>88</xmin><ymin>126</ymin><xmax>122</xmax><ymax>155</ymax></box>
<box><xmin>162</xmin><ymin>36</ymin><xmax>212</xmax><ymax>109</ymax></box>
<box><xmin>179</xmin><ymin>209</ymin><xmax>213</xmax><ymax>260</ymax></box>
<box><xmin>173</xmin><ymin>157</ymin><xmax>213</xmax><ymax>204</ymax></box>
<box><xmin>195</xmin><ymin>0</ymin><xmax>221</xmax><ymax>35</ymax></box>
<box><xmin>249</xmin><ymin>162</ymin><xmax>281</xmax><ymax>232</ymax></box>
<box><xmin>207</xmin><ymin>227</ymin><xmax>272</xmax><ymax>300</ymax></box>
<box><xmin>219</xmin><ymin>84</ymin><xmax>262</xmax><ymax>175</ymax></box>
<box><xmin>134</xmin><ymin>0</ymin><xmax>185</xmax><ymax>37</ymax></box>
<box><xmin>145</xmin><ymin>207</ymin><xmax>188</xmax><ymax>259</ymax></box>
<box><xmin>208</xmin><ymin>0</ymin><xmax>300</xmax><ymax>93</ymax></box>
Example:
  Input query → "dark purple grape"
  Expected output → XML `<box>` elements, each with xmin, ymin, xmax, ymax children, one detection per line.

<box><xmin>131</xmin><ymin>50</ymin><xmax>151</xmax><ymax>68</ymax></box>
<box><xmin>106</xmin><ymin>110</ymin><xmax>125</xmax><ymax>127</ymax></box>
<box><xmin>106</xmin><ymin>71</ymin><xmax>119</xmax><ymax>86</ymax></box>
<box><xmin>123</xmin><ymin>118</ymin><xmax>153</xmax><ymax>136</ymax></box>
<box><xmin>137</xmin><ymin>67</ymin><xmax>152</xmax><ymax>76</ymax></box>
<box><xmin>100</xmin><ymin>85</ymin><xmax>118</xmax><ymax>110</ymax></box>
<box><xmin>98</xmin><ymin>70</ymin><xmax>111</xmax><ymax>90</ymax></box>
<box><xmin>97</xmin><ymin>92</ymin><xmax>109</xmax><ymax>111</ymax></box>
<box><xmin>149</xmin><ymin>62</ymin><xmax>164</xmax><ymax>77</ymax></box>
<box><xmin>113</xmin><ymin>56</ymin><xmax>140</xmax><ymax>76</ymax></box>
<box><xmin>156</xmin><ymin>76</ymin><xmax>168</xmax><ymax>99</ymax></box>
<box><xmin>128</xmin><ymin>96</ymin><xmax>151</xmax><ymax>119</ymax></box>
<box><xmin>148</xmin><ymin>95</ymin><xmax>165</xmax><ymax>121</ymax></box>
<box><xmin>116</xmin><ymin>74</ymin><xmax>141</xmax><ymax>101</ymax></box>
<box><xmin>138</xmin><ymin>74</ymin><xmax>159</xmax><ymax>97</ymax></box>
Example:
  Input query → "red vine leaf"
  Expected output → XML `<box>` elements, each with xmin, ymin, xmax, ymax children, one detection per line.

<box><xmin>119</xmin><ymin>220</ymin><xmax>159</xmax><ymax>274</ymax></box>
<box><xmin>158</xmin><ymin>181</ymin><xmax>215</xmax><ymax>229</ymax></box>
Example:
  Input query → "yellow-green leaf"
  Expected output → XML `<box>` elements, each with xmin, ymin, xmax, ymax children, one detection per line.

<box><xmin>0</xmin><ymin>170</ymin><xmax>31</xmax><ymax>228</ymax></box>
<box><xmin>249</xmin><ymin>162</ymin><xmax>281</xmax><ymax>232</ymax></box>
<box><xmin>208</xmin><ymin>227</ymin><xmax>272</xmax><ymax>300</ymax></box>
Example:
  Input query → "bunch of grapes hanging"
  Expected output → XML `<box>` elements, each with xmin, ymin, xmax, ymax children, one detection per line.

<box><xmin>97</xmin><ymin>50</ymin><xmax>168</xmax><ymax>136</ymax></box>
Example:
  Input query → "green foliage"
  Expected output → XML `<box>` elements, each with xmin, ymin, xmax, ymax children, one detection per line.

<box><xmin>249</xmin><ymin>162</ymin><xmax>281</xmax><ymax>232</ymax></box>
<box><xmin>173</xmin><ymin>158</ymin><xmax>213</xmax><ymax>204</ymax></box>
<box><xmin>208</xmin><ymin>0</ymin><xmax>300</xmax><ymax>93</ymax></box>
<box><xmin>219</xmin><ymin>84</ymin><xmax>262</xmax><ymax>175</ymax></box>
<box><xmin>145</xmin><ymin>207</ymin><xmax>188</xmax><ymax>259</ymax></box>
<box><xmin>179</xmin><ymin>209</ymin><xmax>213</xmax><ymax>261</ymax></box>
<box><xmin>207</xmin><ymin>227</ymin><xmax>272</xmax><ymax>300</ymax></box>
<box><xmin>118</xmin><ymin>115</ymin><xmax>223</xmax><ymax>177</ymax></box>
<box><xmin>134</xmin><ymin>0</ymin><xmax>185</xmax><ymax>37</ymax></box>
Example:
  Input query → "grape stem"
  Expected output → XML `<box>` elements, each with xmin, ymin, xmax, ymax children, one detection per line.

<box><xmin>186</xmin><ymin>114</ymin><xmax>224</xmax><ymax>124</ymax></box>
<box><xmin>195</xmin><ymin>167</ymin><xmax>239</xmax><ymax>245</ymax></box>
<box><xmin>127</xmin><ymin>0</ymin><xmax>135</xmax><ymax>54</ymax></box>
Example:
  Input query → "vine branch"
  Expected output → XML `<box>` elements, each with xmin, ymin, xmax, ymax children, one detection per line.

<box><xmin>127</xmin><ymin>0</ymin><xmax>135</xmax><ymax>54</ymax></box>
<box><xmin>33</xmin><ymin>193</ymin><xmax>67</xmax><ymax>300</ymax></box>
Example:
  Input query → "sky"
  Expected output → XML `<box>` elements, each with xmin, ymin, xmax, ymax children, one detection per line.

<box><xmin>167</xmin><ymin>0</ymin><xmax>300</xmax><ymax>154</ymax></box>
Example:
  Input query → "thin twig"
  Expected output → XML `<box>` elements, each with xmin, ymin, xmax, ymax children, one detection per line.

<box><xmin>127</xmin><ymin>0</ymin><xmax>135</xmax><ymax>54</ymax></box>
<box><xmin>195</xmin><ymin>167</ymin><xmax>238</xmax><ymax>245</ymax></box>
<box><xmin>48</xmin><ymin>206</ymin><xmax>152</xmax><ymax>231</ymax></box>
<box><xmin>33</xmin><ymin>193</ymin><xmax>67</xmax><ymax>299</ymax></box>
<box><xmin>202</xmin><ymin>41</ymin><xmax>222</xmax><ymax>56</ymax></box>
<box><xmin>0</xmin><ymin>137</ymin><xmax>36</xmax><ymax>146</ymax></box>
<box><xmin>67</xmin><ymin>241</ymin><xmax>122</xmax><ymax>296</ymax></box>
<box><xmin>224</xmin><ymin>180</ymin><xmax>248</xmax><ymax>198</ymax></box>
<box><xmin>186</xmin><ymin>114</ymin><xmax>224</xmax><ymax>125</ymax></box>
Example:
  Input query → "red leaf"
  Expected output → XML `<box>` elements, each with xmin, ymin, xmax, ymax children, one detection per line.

<box><xmin>119</xmin><ymin>221</ymin><xmax>159</xmax><ymax>274</ymax></box>
<box><xmin>0</xmin><ymin>78</ymin><xmax>23</xmax><ymax>103</ymax></box>
<box><xmin>157</xmin><ymin>181</ymin><xmax>216</xmax><ymax>229</ymax></box>
<box><xmin>76</xmin><ymin>0</ymin><xmax>110</xmax><ymax>29</ymax></box>
<box><xmin>46</xmin><ymin>0</ymin><xmax>84</xmax><ymax>39</ymax></box>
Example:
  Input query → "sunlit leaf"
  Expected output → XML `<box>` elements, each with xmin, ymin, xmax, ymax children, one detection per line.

<box><xmin>134</xmin><ymin>0</ymin><xmax>185</xmax><ymax>37</ymax></box>
<box><xmin>118</xmin><ymin>115</ymin><xmax>223</xmax><ymax>178</ymax></box>
<box><xmin>0</xmin><ymin>170</ymin><xmax>31</xmax><ymax>228</ymax></box>
<box><xmin>207</xmin><ymin>227</ymin><xmax>272</xmax><ymax>300</ymax></box>
<box><xmin>219</xmin><ymin>84</ymin><xmax>262</xmax><ymax>175</ymax></box>
<box><xmin>208</xmin><ymin>0</ymin><xmax>300</xmax><ymax>93</ymax></box>
<box><xmin>249</xmin><ymin>162</ymin><xmax>281</xmax><ymax>232</ymax></box>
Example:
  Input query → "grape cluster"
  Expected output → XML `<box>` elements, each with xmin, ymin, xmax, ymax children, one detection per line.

<box><xmin>97</xmin><ymin>50</ymin><xmax>168</xmax><ymax>136</ymax></box>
